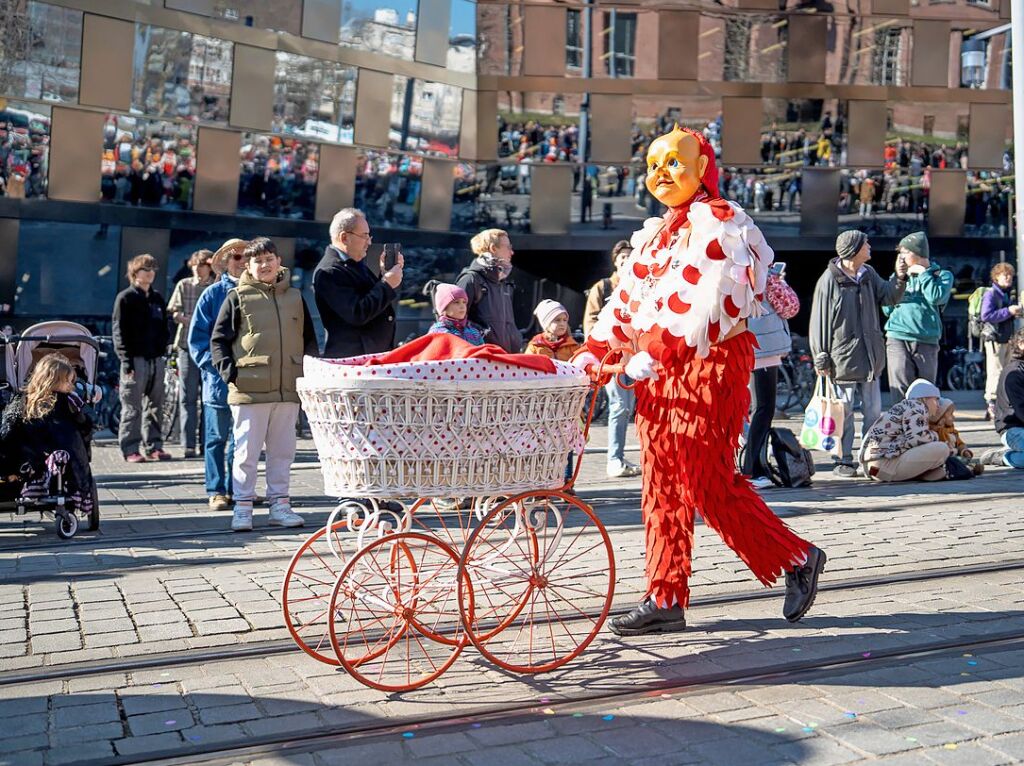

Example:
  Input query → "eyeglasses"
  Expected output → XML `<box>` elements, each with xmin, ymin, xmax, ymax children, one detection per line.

<box><xmin>230</xmin><ymin>253</ymin><xmax>246</xmax><ymax>261</ymax></box>
<box><xmin>346</xmin><ymin>231</ymin><xmax>372</xmax><ymax>242</ymax></box>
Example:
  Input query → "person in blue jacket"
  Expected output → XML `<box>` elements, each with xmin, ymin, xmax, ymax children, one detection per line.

<box><xmin>188</xmin><ymin>238</ymin><xmax>248</xmax><ymax>512</ymax></box>
<box><xmin>883</xmin><ymin>232</ymin><xmax>954</xmax><ymax>403</ymax></box>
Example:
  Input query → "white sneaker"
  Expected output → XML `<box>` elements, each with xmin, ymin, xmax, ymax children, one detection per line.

<box><xmin>749</xmin><ymin>476</ymin><xmax>775</xmax><ymax>490</ymax></box>
<box><xmin>269</xmin><ymin>499</ymin><xmax>305</xmax><ymax>528</ymax></box>
<box><xmin>231</xmin><ymin>503</ymin><xmax>253</xmax><ymax>532</ymax></box>
<box><xmin>607</xmin><ymin>459</ymin><xmax>641</xmax><ymax>478</ymax></box>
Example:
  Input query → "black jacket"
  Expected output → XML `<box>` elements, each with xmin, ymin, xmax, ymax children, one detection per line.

<box><xmin>456</xmin><ymin>259</ymin><xmax>522</xmax><ymax>353</ymax></box>
<box><xmin>0</xmin><ymin>393</ymin><xmax>93</xmax><ymax>493</ymax></box>
<box><xmin>313</xmin><ymin>245</ymin><xmax>396</xmax><ymax>359</ymax></box>
<box><xmin>995</xmin><ymin>359</ymin><xmax>1024</xmax><ymax>434</ymax></box>
<box><xmin>112</xmin><ymin>285</ymin><xmax>170</xmax><ymax>367</ymax></box>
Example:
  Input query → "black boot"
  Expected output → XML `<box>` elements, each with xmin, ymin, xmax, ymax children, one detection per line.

<box><xmin>609</xmin><ymin>598</ymin><xmax>686</xmax><ymax>636</ymax></box>
<box><xmin>783</xmin><ymin>546</ymin><xmax>827</xmax><ymax>623</ymax></box>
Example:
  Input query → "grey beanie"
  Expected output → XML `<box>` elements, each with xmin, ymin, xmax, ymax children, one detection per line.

<box><xmin>905</xmin><ymin>378</ymin><xmax>941</xmax><ymax>400</ymax></box>
<box><xmin>836</xmin><ymin>230</ymin><xmax>868</xmax><ymax>260</ymax></box>
<box><xmin>899</xmin><ymin>231</ymin><xmax>929</xmax><ymax>260</ymax></box>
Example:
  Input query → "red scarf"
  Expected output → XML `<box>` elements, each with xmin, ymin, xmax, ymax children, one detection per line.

<box><xmin>531</xmin><ymin>333</ymin><xmax>575</xmax><ymax>353</ymax></box>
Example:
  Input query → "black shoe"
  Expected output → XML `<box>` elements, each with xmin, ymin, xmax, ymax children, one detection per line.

<box><xmin>784</xmin><ymin>546</ymin><xmax>827</xmax><ymax>623</ymax></box>
<box><xmin>609</xmin><ymin>598</ymin><xmax>686</xmax><ymax>636</ymax></box>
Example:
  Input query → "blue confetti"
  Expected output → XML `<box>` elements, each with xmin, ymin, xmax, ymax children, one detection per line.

<box><xmin>402</xmin><ymin>732</ymin><xmax>415</xmax><ymax>739</ymax></box>
<box><xmin>802</xmin><ymin>727</ymin><xmax>814</xmax><ymax>733</ymax></box>
<box><xmin>967</xmin><ymin>661</ymin><xmax>978</xmax><ymax>666</ymax></box>
<box><xmin>844</xmin><ymin>712</ymin><xmax>857</xmax><ymax>718</ymax></box>
<box><xmin>470</xmin><ymin>723</ymin><xmax>482</xmax><ymax>729</ymax></box>
<box><xmin>602</xmin><ymin>715</ymin><xmax>615</xmax><ymax>721</ymax></box>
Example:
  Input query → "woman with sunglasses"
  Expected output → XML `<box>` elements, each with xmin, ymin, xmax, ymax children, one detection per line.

<box><xmin>188</xmin><ymin>238</ymin><xmax>249</xmax><ymax>513</ymax></box>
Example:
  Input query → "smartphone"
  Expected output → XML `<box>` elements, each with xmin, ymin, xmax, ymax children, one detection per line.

<box><xmin>382</xmin><ymin>243</ymin><xmax>402</xmax><ymax>271</ymax></box>
<box><xmin>770</xmin><ymin>261</ymin><xmax>786</xmax><ymax>277</ymax></box>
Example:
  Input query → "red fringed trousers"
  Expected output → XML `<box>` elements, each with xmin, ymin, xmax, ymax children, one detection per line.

<box><xmin>634</xmin><ymin>332</ymin><xmax>811</xmax><ymax>608</ymax></box>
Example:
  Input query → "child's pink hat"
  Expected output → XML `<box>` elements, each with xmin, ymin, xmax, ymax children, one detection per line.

<box><xmin>434</xmin><ymin>283</ymin><xmax>468</xmax><ymax>315</ymax></box>
<box><xmin>534</xmin><ymin>299</ymin><xmax>568</xmax><ymax>329</ymax></box>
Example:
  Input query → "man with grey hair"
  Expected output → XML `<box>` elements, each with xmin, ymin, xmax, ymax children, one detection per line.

<box><xmin>809</xmin><ymin>229</ymin><xmax>908</xmax><ymax>477</ymax></box>
<box><xmin>314</xmin><ymin>207</ymin><xmax>403</xmax><ymax>358</ymax></box>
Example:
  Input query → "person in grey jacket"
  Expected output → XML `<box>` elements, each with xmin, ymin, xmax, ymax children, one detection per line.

<box><xmin>456</xmin><ymin>228</ymin><xmax>521</xmax><ymax>353</ymax></box>
<box><xmin>809</xmin><ymin>230</ymin><xmax>908</xmax><ymax>477</ymax></box>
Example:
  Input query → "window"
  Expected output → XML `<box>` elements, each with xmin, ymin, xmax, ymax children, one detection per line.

<box><xmin>0</xmin><ymin>1</ymin><xmax>82</xmax><ymax>103</ymax></box>
<box><xmin>341</xmin><ymin>0</ymin><xmax>417</xmax><ymax>57</ymax></box>
<box><xmin>100</xmin><ymin>114</ymin><xmax>198</xmax><ymax>209</ymax></box>
<box><xmin>923</xmin><ymin>115</ymin><xmax>935</xmax><ymax>136</ymax></box>
<box><xmin>273</xmin><ymin>53</ymin><xmax>357</xmax><ymax>143</ymax></box>
<box><xmin>238</xmin><ymin>134</ymin><xmax>319</xmax><ymax>220</ymax></box>
<box><xmin>0</xmin><ymin>100</ymin><xmax>51</xmax><ymax>199</ymax></box>
<box><xmin>132</xmin><ymin>25</ymin><xmax>232</xmax><ymax>123</ymax></box>
<box><xmin>603</xmin><ymin>11</ymin><xmax>637</xmax><ymax>77</ymax></box>
<box><xmin>566</xmin><ymin>9</ymin><xmax>583</xmax><ymax>69</ymax></box>
<box><xmin>871</xmin><ymin>27</ymin><xmax>906</xmax><ymax>86</ymax></box>
<box><xmin>391</xmin><ymin>76</ymin><xmax>462</xmax><ymax>157</ymax></box>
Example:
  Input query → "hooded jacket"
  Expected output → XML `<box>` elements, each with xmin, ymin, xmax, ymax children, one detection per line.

<box><xmin>883</xmin><ymin>262</ymin><xmax>954</xmax><ymax>345</ymax></box>
<box><xmin>809</xmin><ymin>259</ymin><xmax>906</xmax><ymax>383</ymax></box>
<box><xmin>456</xmin><ymin>258</ymin><xmax>522</xmax><ymax>353</ymax></box>
<box><xmin>189</xmin><ymin>272</ymin><xmax>237</xmax><ymax>406</ymax></box>
<box><xmin>210</xmin><ymin>269</ymin><xmax>318</xmax><ymax>405</ymax></box>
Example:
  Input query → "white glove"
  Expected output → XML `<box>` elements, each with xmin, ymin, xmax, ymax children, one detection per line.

<box><xmin>571</xmin><ymin>351</ymin><xmax>600</xmax><ymax>373</ymax></box>
<box><xmin>624</xmin><ymin>351</ymin><xmax>659</xmax><ymax>381</ymax></box>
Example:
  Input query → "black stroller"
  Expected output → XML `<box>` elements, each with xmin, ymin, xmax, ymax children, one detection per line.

<box><xmin>0</xmin><ymin>321</ymin><xmax>101</xmax><ymax>539</ymax></box>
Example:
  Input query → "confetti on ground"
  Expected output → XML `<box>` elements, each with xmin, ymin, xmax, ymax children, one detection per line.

<box><xmin>967</xmin><ymin>660</ymin><xmax>978</xmax><ymax>666</ymax></box>
<box><xmin>906</xmin><ymin>737</ymin><xmax>918</xmax><ymax>743</ymax></box>
<box><xmin>862</xmin><ymin>652</ymin><xmax>872</xmax><ymax>658</ymax></box>
<box><xmin>961</xmin><ymin>672</ymin><xmax>971</xmax><ymax>677</ymax></box>
<box><xmin>470</xmin><ymin>723</ymin><xmax>482</xmax><ymax>729</ymax></box>
<box><xmin>809</xmin><ymin>723</ymin><xmax>818</xmax><ymax>728</ymax></box>
<box><xmin>573</xmin><ymin>713</ymin><xmax>584</xmax><ymax>718</ymax></box>
<box><xmin>774</xmin><ymin>727</ymin><xmax>786</xmax><ymax>732</ymax></box>
<box><xmin>602</xmin><ymin>715</ymin><xmax>615</xmax><ymax>721</ymax></box>
<box><xmin>187</xmin><ymin>736</ymin><xmax>202</xmax><ymax>743</ymax></box>
<box><xmin>539</xmin><ymin>697</ymin><xmax>550</xmax><ymax>703</ymax></box>
<box><xmin>802</xmin><ymin>727</ymin><xmax>814</xmax><ymax>733</ymax></box>
<box><xmin>957</xmin><ymin>710</ymin><xmax>968</xmax><ymax>715</ymax></box>
<box><xmin>944</xmin><ymin>744</ymin><xmax>958</xmax><ymax>750</ymax></box>
<box><xmin>963</xmin><ymin>653</ymin><xmax>972</xmax><ymax>657</ymax></box>
<box><xmin>661</xmin><ymin>693</ymin><xmax>671</xmax><ymax>698</ymax></box>
<box><xmin>844</xmin><ymin>712</ymin><xmax>857</xmax><ymax>718</ymax></box>
<box><xmin>164</xmin><ymin>720</ymin><xmax>176</xmax><ymax>726</ymax></box>
<box><xmin>542</xmin><ymin>708</ymin><xmax>555</xmax><ymax>715</ymax></box>
<box><xmin>402</xmin><ymin>732</ymin><xmax>415</xmax><ymax>739</ymax></box>
<box><xmin>791</xmin><ymin>648</ymin><xmax>801</xmax><ymax>652</ymax></box>
<box><xmin>160</xmin><ymin>672</ymin><xmax>169</xmax><ymax>677</ymax></box>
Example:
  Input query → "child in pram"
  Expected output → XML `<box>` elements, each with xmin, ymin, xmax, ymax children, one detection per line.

<box><xmin>0</xmin><ymin>353</ymin><xmax>97</xmax><ymax>534</ymax></box>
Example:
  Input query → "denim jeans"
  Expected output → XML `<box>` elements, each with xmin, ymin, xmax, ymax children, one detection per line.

<box><xmin>833</xmin><ymin>379</ymin><xmax>883</xmax><ymax>464</ymax></box>
<box><xmin>606</xmin><ymin>377</ymin><xmax>635</xmax><ymax>465</ymax></box>
<box><xmin>204</xmin><ymin>404</ymin><xmax>234</xmax><ymax>496</ymax></box>
<box><xmin>1001</xmin><ymin>427</ymin><xmax>1024</xmax><ymax>469</ymax></box>
<box><xmin>178</xmin><ymin>349</ymin><xmax>201</xmax><ymax>450</ymax></box>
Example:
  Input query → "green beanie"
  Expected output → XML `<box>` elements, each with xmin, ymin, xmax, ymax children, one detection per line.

<box><xmin>899</xmin><ymin>231</ymin><xmax>929</xmax><ymax>260</ymax></box>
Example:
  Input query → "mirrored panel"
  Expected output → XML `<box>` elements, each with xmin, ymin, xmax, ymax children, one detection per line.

<box><xmin>132</xmin><ymin>25</ymin><xmax>232</xmax><ymax>122</ymax></box>
<box><xmin>960</xmin><ymin>27</ymin><xmax>1011</xmax><ymax>89</ymax></box>
<box><xmin>699</xmin><ymin>12</ymin><xmax>786</xmax><ymax>83</ymax></box>
<box><xmin>825</xmin><ymin>17</ymin><xmax>910</xmax><ymax>87</ymax></box>
<box><xmin>450</xmin><ymin>162</ymin><xmax>531</xmax><ymax>233</ymax></box>
<box><xmin>14</xmin><ymin>220</ymin><xmax>121</xmax><ymax>318</ymax></box>
<box><xmin>476</xmin><ymin>2</ymin><xmax>514</xmax><ymax>75</ymax></box>
<box><xmin>497</xmin><ymin>93</ymin><xmax>581</xmax><ymax>163</ymax></box>
<box><xmin>341</xmin><ymin>0</ymin><xmax>417</xmax><ymax>56</ymax></box>
<box><xmin>718</xmin><ymin>167</ymin><xmax>801</xmax><ymax>237</ymax></box>
<box><xmin>760</xmin><ymin>98</ymin><xmax>841</xmax><ymax>168</ymax></box>
<box><xmin>355</xmin><ymin>150</ymin><xmax>421</xmax><ymax>227</ymax></box>
<box><xmin>0</xmin><ymin>1</ymin><xmax>82</xmax><ymax>103</ymax></box>
<box><xmin>964</xmin><ymin>170</ymin><xmax>1012</xmax><ymax>237</ymax></box>
<box><xmin>449</xmin><ymin>0</ymin><xmax>476</xmax><ymax>73</ymax></box>
<box><xmin>888</xmin><ymin>101</ymin><xmax>970</xmax><ymax>168</ymax></box>
<box><xmin>390</xmin><ymin>77</ymin><xmax>462</xmax><ymax>156</ymax></box>
<box><xmin>272</xmin><ymin>53</ymin><xmax>356</xmax><ymax>143</ymax></box>
<box><xmin>168</xmin><ymin>0</ymin><xmax>302</xmax><ymax>35</ymax></box>
<box><xmin>835</xmin><ymin>167</ymin><xmax>928</xmax><ymax>239</ymax></box>
<box><xmin>101</xmin><ymin>114</ymin><xmax>198</xmax><ymax>209</ymax></box>
<box><xmin>238</xmin><ymin>134</ymin><xmax>319</xmax><ymax>220</ymax></box>
<box><xmin>564</xmin><ymin>7</ymin><xmax>645</xmax><ymax>79</ymax></box>
<box><xmin>0</xmin><ymin>100</ymin><xmax>50</xmax><ymax>199</ymax></box>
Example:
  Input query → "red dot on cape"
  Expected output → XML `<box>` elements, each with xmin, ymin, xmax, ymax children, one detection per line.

<box><xmin>668</xmin><ymin>293</ymin><xmax>691</xmax><ymax>314</ymax></box>
<box><xmin>614</xmin><ymin>308</ymin><xmax>630</xmax><ymax>323</ymax></box>
<box><xmin>708</xmin><ymin>320</ymin><xmax>720</xmax><ymax>343</ymax></box>
<box><xmin>706</xmin><ymin>239</ymin><xmax>726</xmax><ymax>261</ymax></box>
<box><xmin>632</xmin><ymin>262</ymin><xmax>648</xmax><ymax>279</ymax></box>
<box><xmin>710</xmin><ymin>199</ymin><xmax>735</xmax><ymax>221</ymax></box>
<box><xmin>724</xmin><ymin>295</ymin><xmax>740</xmax><ymax>318</ymax></box>
<box><xmin>618</xmin><ymin>289</ymin><xmax>630</xmax><ymax>303</ymax></box>
<box><xmin>683</xmin><ymin>265</ymin><xmax>701</xmax><ymax>285</ymax></box>
<box><xmin>612</xmin><ymin>325</ymin><xmax>630</xmax><ymax>343</ymax></box>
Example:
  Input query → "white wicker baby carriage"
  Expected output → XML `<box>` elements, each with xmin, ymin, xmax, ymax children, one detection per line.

<box><xmin>282</xmin><ymin>351</ymin><xmax>617</xmax><ymax>691</ymax></box>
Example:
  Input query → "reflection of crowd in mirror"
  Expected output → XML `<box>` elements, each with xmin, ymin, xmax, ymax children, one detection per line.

<box><xmin>100</xmin><ymin>119</ymin><xmax>196</xmax><ymax>208</ymax></box>
<box><xmin>0</xmin><ymin>114</ymin><xmax>49</xmax><ymax>199</ymax></box>
<box><xmin>238</xmin><ymin>135</ymin><xmax>319</xmax><ymax>220</ymax></box>
<box><xmin>496</xmin><ymin>117</ymin><xmax>581</xmax><ymax>194</ymax></box>
<box><xmin>137</xmin><ymin>29</ymin><xmax>229</xmax><ymax>123</ymax></box>
<box><xmin>353</xmin><ymin>153</ymin><xmax>422</xmax><ymax>226</ymax></box>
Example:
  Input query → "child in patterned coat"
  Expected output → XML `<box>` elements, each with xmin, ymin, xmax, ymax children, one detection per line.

<box><xmin>426</xmin><ymin>283</ymin><xmax>486</xmax><ymax>346</ymax></box>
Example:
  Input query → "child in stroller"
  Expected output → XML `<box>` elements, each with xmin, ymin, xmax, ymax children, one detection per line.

<box><xmin>0</xmin><ymin>353</ymin><xmax>98</xmax><ymax>538</ymax></box>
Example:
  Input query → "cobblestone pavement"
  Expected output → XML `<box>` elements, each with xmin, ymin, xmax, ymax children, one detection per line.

<box><xmin>2</xmin><ymin>393</ymin><xmax>1024</xmax><ymax>765</ymax></box>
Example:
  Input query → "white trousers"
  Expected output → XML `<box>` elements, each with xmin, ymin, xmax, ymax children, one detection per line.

<box><xmin>230</xmin><ymin>402</ymin><xmax>299</xmax><ymax>503</ymax></box>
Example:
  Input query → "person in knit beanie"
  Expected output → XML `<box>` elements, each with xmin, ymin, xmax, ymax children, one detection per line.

<box><xmin>425</xmin><ymin>282</ymin><xmax>485</xmax><ymax>346</ymax></box>
<box><xmin>524</xmin><ymin>299</ymin><xmax>581</xmax><ymax>362</ymax></box>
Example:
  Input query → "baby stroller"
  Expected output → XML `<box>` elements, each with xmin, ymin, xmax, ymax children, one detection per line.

<box><xmin>0</xmin><ymin>321</ymin><xmax>101</xmax><ymax>539</ymax></box>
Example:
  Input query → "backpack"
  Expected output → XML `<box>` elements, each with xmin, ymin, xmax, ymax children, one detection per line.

<box><xmin>967</xmin><ymin>286</ymin><xmax>990</xmax><ymax>339</ymax></box>
<box><xmin>766</xmin><ymin>427</ymin><xmax>815</xmax><ymax>488</ymax></box>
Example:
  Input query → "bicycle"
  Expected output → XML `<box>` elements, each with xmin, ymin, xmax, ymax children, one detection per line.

<box><xmin>162</xmin><ymin>354</ymin><xmax>180</xmax><ymax>441</ymax></box>
<box><xmin>776</xmin><ymin>340</ymin><xmax>816</xmax><ymax>413</ymax></box>
<box><xmin>946</xmin><ymin>346</ymin><xmax>984</xmax><ymax>391</ymax></box>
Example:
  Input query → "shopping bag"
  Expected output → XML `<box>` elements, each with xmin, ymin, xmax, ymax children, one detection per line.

<box><xmin>799</xmin><ymin>376</ymin><xmax>845</xmax><ymax>456</ymax></box>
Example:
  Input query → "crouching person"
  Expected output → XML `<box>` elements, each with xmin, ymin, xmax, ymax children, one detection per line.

<box><xmin>859</xmin><ymin>378</ymin><xmax>951</xmax><ymax>482</ymax></box>
<box><xmin>211</xmin><ymin>237</ymin><xmax>318</xmax><ymax>531</ymax></box>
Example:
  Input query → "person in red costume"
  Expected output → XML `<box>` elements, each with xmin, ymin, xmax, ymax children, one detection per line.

<box><xmin>576</xmin><ymin>126</ymin><xmax>826</xmax><ymax>635</ymax></box>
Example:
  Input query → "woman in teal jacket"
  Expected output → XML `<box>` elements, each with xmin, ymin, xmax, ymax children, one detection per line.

<box><xmin>883</xmin><ymin>232</ymin><xmax>954</xmax><ymax>403</ymax></box>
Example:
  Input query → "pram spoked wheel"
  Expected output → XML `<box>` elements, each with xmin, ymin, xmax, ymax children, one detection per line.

<box><xmin>457</xmin><ymin>491</ymin><xmax>615</xmax><ymax>674</ymax></box>
<box><xmin>328</xmin><ymin>531</ymin><xmax>470</xmax><ymax>692</ymax></box>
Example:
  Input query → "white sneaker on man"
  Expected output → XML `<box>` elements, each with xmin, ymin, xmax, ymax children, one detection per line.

<box><xmin>231</xmin><ymin>503</ymin><xmax>254</xmax><ymax>532</ymax></box>
<box><xmin>269</xmin><ymin>499</ymin><xmax>305</xmax><ymax>528</ymax></box>
<box><xmin>607</xmin><ymin>459</ymin><xmax>641</xmax><ymax>478</ymax></box>
<box><xmin>749</xmin><ymin>476</ymin><xmax>775</xmax><ymax>490</ymax></box>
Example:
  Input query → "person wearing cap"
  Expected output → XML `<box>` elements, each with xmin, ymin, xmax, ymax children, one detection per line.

<box><xmin>167</xmin><ymin>249</ymin><xmax>214</xmax><ymax>458</ymax></box>
<box><xmin>584</xmin><ymin>241</ymin><xmax>641</xmax><ymax>479</ymax></box>
<box><xmin>810</xmin><ymin>229</ymin><xmax>908</xmax><ymax>477</ymax></box>
<box><xmin>314</xmin><ymin>207</ymin><xmax>402</xmax><ymax>359</ymax></box>
<box><xmin>883</xmin><ymin>231</ymin><xmax>954</xmax><ymax>403</ymax></box>
<box><xmin>859</xmin><ymin>378</ymin><xmax>951</xmax><ymax>482</ymax></box>
<box><xmin>525</xmin><ymin>300</ymin><xmax>580</xmax><ymax>361</ymax></box>
<box><xmin>425</xmin><ymin>283</ymin><xmax>485</xmax><ymax>346</ymax></box>
<box><xmin>188</xmin><ymin>238</ymin><xmax>248</xmax><ymax>512</ymax></box>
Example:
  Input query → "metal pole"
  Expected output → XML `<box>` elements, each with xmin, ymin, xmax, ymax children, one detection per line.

<box><xmin>578</xmin><ymin>0</ymin><xmax>593</xmax><ymax>223</ymax></box>
<box><xmin>1012</xmin><ymin>4</ymin><xmax>1024</xmax><ymax>300</ymax></box>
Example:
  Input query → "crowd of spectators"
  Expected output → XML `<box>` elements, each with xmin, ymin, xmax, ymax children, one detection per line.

<box><xmin>0</xmin><ymin>112</ymin><xmax>49</xmax><ymax>199</ymax></box>
<box><xmin>353</xmin><ymin>152</ymin><xmax>422</xmax><ymax>226</ymax></box>
<box><xmin>238</xmin><ymin>135</ymin><xmax>319</xmax><ymax>220</ymax></box>
<box><xmin>100</xmin><ymin>129</ymin><xmax>196</xmax><ymax>209</ymax></box>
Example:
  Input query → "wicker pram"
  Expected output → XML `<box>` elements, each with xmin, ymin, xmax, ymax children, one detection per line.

<box><xmin>284</xmin><ymin>351</ymin><xmax>617</xmax><ymax>691</ymax></box>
